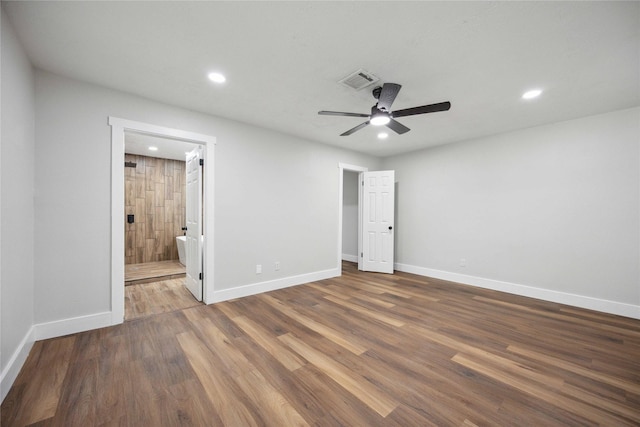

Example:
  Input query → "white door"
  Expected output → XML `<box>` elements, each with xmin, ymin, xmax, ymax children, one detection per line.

<box><xmin>185</xmin><ymin>146</ymin><xmax>203</xmax><ymax>301</ymax></box>
<box><xmin>361</xmin><ymin>170</ymin><xmax>395</xmax><ymax>274</ymax></box>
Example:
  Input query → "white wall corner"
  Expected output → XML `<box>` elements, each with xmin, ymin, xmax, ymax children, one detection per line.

<box><xmin>395</xmin><ymin>263</ymin><xmax>640</xmax><ymax>320</ymax></box>
<box><xmin>2</xmin><ymin>311</ymin><xmax>113</xmax><ymax>402</ymax></box>
<box><xmin>1</xmin><ymin>326</ymin><xmax>35</xmax><ymax>402</ymax></box>
<box><xmin>210</xmin><ymin>268</ymin><xmax>340</xmax><ymax>303</ymax></box>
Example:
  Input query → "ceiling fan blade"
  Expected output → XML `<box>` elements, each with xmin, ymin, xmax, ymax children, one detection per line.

<box><xmin>318</xmin><ymin>110</ymin><xmax>369</xmax><ymax>118</ymax></box>
<box><xmin>341</xmin><ymin>121</ymin><xmax>370</xmax><ymax>136</ymax></box>
<box><xmin>376</xmin><ymin>83</ymin><xmax>402</xmax><ymax>112</ymax></box>
<box><xmin>392</xmin><ymin>101</ymin><xmax>451</xmax><ymax>118</ymax></box>
<box><xmin>386</xmin><ymin>119</ymin><xmax>410</xmax><ymax>135</ymax></box>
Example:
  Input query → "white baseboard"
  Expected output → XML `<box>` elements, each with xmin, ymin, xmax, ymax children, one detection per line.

<box><xmin>1</xmin><ymin>311</ymin><xmax>113</xmax><ymax>403</ymax></box>
<box><xmin>395</xmin><ymin>263</ymin><xmax>640</xmax><ymax>320</ymax></box>
<box><xmin>341</xmin><ymin>254</ymin><xmax>358</xmax><ymax>263</ymax></box>
<box><xmin>1</xmin><ymin>326</ymin><xmax>35</xmax><ymax>402</ymax></box>
<box><xmin>209</xmin><ymin>268</ymin><xmax>340</xmax><ymax>303</ymax></box>
<box><xmin>34</xmin><ymin>311</ymin><xmax>113</xmax><ymax>341</ymax></box>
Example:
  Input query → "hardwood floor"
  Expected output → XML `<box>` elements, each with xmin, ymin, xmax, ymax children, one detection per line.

<box><xmin>125</xmin><ymin>278</ymin><xmax>202</xmax><ymax>321</ymax></box>
<box><xmin>125</xmin><ymin>260</ymin><xmax>186</xmax><ymax>285</ymax></box>
<box><xmin>3</xmin><ymin>262</ymin><xmax>640</xmax><ymax>426</ymax></box>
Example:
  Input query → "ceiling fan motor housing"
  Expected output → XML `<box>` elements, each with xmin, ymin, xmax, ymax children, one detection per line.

<box><xmin>371</xmin><ymin>105</ymin><xmax>390</xmax><ymax>118</ymax></box>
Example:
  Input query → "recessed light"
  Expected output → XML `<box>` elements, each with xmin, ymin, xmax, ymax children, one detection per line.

<box><xmin>208</xmin><ymin>72</ymin><xmax>226</xmax><ymax>83</ymax></box>
<box><xmin>377</xmin><ymin>132</ymin><xmax>388</xmax><ymax>139</ymax></box>
<box><xmin>148</xmin><ymin>146</ymin><xmax>158</xmax><ymax>151</ymax></box>
<box><xmin>522</xmin><ymin>89</ymin><xmax>542</xmax><ymax>100</ymax></box>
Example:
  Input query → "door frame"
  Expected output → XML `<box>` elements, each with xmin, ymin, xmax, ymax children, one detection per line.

<box><xmin>337</xmin><ymin>163</ymin><xmax>368</xmax><ymax>274</ymax></box>
<box><xmin>109</xmin><ymin>117</ymin><xmax>216</xmax><ymax>325</ymax></box>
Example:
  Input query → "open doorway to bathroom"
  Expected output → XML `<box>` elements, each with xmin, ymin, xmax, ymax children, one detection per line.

<box><xmin>109</xmin><ymin>117</ymin><xmax>215</xmax><ymax>325</ymax></box>
<box><xmin>123</xmin><ymin>131</ymin><xmax>203</xmax><ymax>320</ymax></box>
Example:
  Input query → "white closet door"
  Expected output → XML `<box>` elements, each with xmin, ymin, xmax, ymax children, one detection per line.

<box><xmin>361</xmin><ymin>170</ymin><xmax>395</xmax><ymax>274</ymax></box>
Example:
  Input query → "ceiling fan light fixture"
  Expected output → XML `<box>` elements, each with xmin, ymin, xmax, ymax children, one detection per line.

<box><xmin>370</xmin><ymin>112</ymin><xmax>390</xmax><ymax>126</ymax></box>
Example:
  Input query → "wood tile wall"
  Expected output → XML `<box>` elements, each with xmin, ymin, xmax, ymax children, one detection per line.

<box><xmin>124</xmin><ymin>154</ymin><xmax>186</xmax><ymax>265</ymax></box>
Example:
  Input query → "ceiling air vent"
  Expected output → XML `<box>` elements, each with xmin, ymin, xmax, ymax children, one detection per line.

<box><xmin>338</xmin><ymin>69</ymin><xmax>380</xmax><ymax>91</ymax></box>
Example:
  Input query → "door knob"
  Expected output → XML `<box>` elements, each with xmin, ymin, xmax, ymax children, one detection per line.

<box><xmin>388</xmin><ymin>226</ymin><xmax>393</xmax><ymax>230</ymax></box>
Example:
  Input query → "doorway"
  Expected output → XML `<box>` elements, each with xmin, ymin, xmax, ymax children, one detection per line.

<box><xmin>337</xmin><ymin>163</ymin><xmax>367</xmax><ymax>274</ymax></box>
<box><xmin>337</xmin><ymin>163</ymin><xmax>396</xmax><ymax>275</ymax></box>
<box><xmin>342</xmin><ymin>170</ymin><xmax>359</xmax><ymax>263</ymax></box>
<box><xmin>122</xmin><ymin>132</ymin><xmax>203</xmax><ymax>320</ymax></box>
<box><xmin>109</xmin><ymin>117</ymin><xmax>216</xmax><ymax>325</ymax></box>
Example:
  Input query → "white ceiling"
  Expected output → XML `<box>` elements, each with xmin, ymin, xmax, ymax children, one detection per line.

<box><xmin>4</xmin><ymin>1</ymin><xmax>639</xmax><ymax>157</ymax></box>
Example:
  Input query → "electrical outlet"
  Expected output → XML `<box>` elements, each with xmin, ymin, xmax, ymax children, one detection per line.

<box><xmin>256</xmin><ymin>264</ymin><xmax>262</xmax><ymax>274</ymax></box>
<box><xmin>460</xmin><ymin>258</ymin><xmax>467</xmax><ymax>267</ymax></box>
<box><xmin>274</xmin><ymin>261</ymin><xmax>280</xmax><ymax>271</ymax></box>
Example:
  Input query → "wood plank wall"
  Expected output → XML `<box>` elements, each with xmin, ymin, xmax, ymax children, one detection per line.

<box><xmin>124</xmin><ymin>154</ymin><xmax>186</xmax><ymax>265</ymax></box>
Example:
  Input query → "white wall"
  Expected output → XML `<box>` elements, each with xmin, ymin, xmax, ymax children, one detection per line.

<box><xmin>1</xmin><ymin>8</ymin><xmax>36</xmax><ymax>400</ymax></box>
<box><xmin>33</xmin><ymin>70</ymin><xmax>380</xmax><ymax>324</ymax></box>
<box><xmin>383</xmin><ymin>107</ymin><xmax>640</xmax><ymax>316</ymax></box>
<box><xmin>342</xmin><ymin>171</ymin><xmax>359</xmax><ymax>261</ymax></box>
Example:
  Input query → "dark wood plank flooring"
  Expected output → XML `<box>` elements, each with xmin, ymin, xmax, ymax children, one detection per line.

<box><xmin>3</xmin><ymin>262</ymin><xmax>640</xmax><ymax>426</ymax></box>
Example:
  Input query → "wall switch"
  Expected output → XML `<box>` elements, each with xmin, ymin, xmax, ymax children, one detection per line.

<box><xmin>256</xmin><ymin>264</ymin><xmax>262</xmax><ymax>274</ymax></box>
<box><xmin>274</xmin><ymin>261</ymin><xmax>280</xmax><ymax>271</ymax></box>
<box><xmin>460</xmin><ymin>258</ymin><xmax>467</xmax><ymax>267</ymax></box>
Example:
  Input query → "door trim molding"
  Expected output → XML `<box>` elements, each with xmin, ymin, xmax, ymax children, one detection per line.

<box><xmin>337</xmin><ymin>163</ymin><xmax>368</xmax><ymax>274</ymax></box>
<box><xmin>108</xmin><ymin>117</ymin><xmax>216</xmax><ymax>325</ymax></box>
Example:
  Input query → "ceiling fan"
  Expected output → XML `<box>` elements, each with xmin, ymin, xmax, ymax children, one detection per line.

<box><xmin>319</xmin><ymin>83</ymin><xmax>451</xmax><ymax>136</ymax></box>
